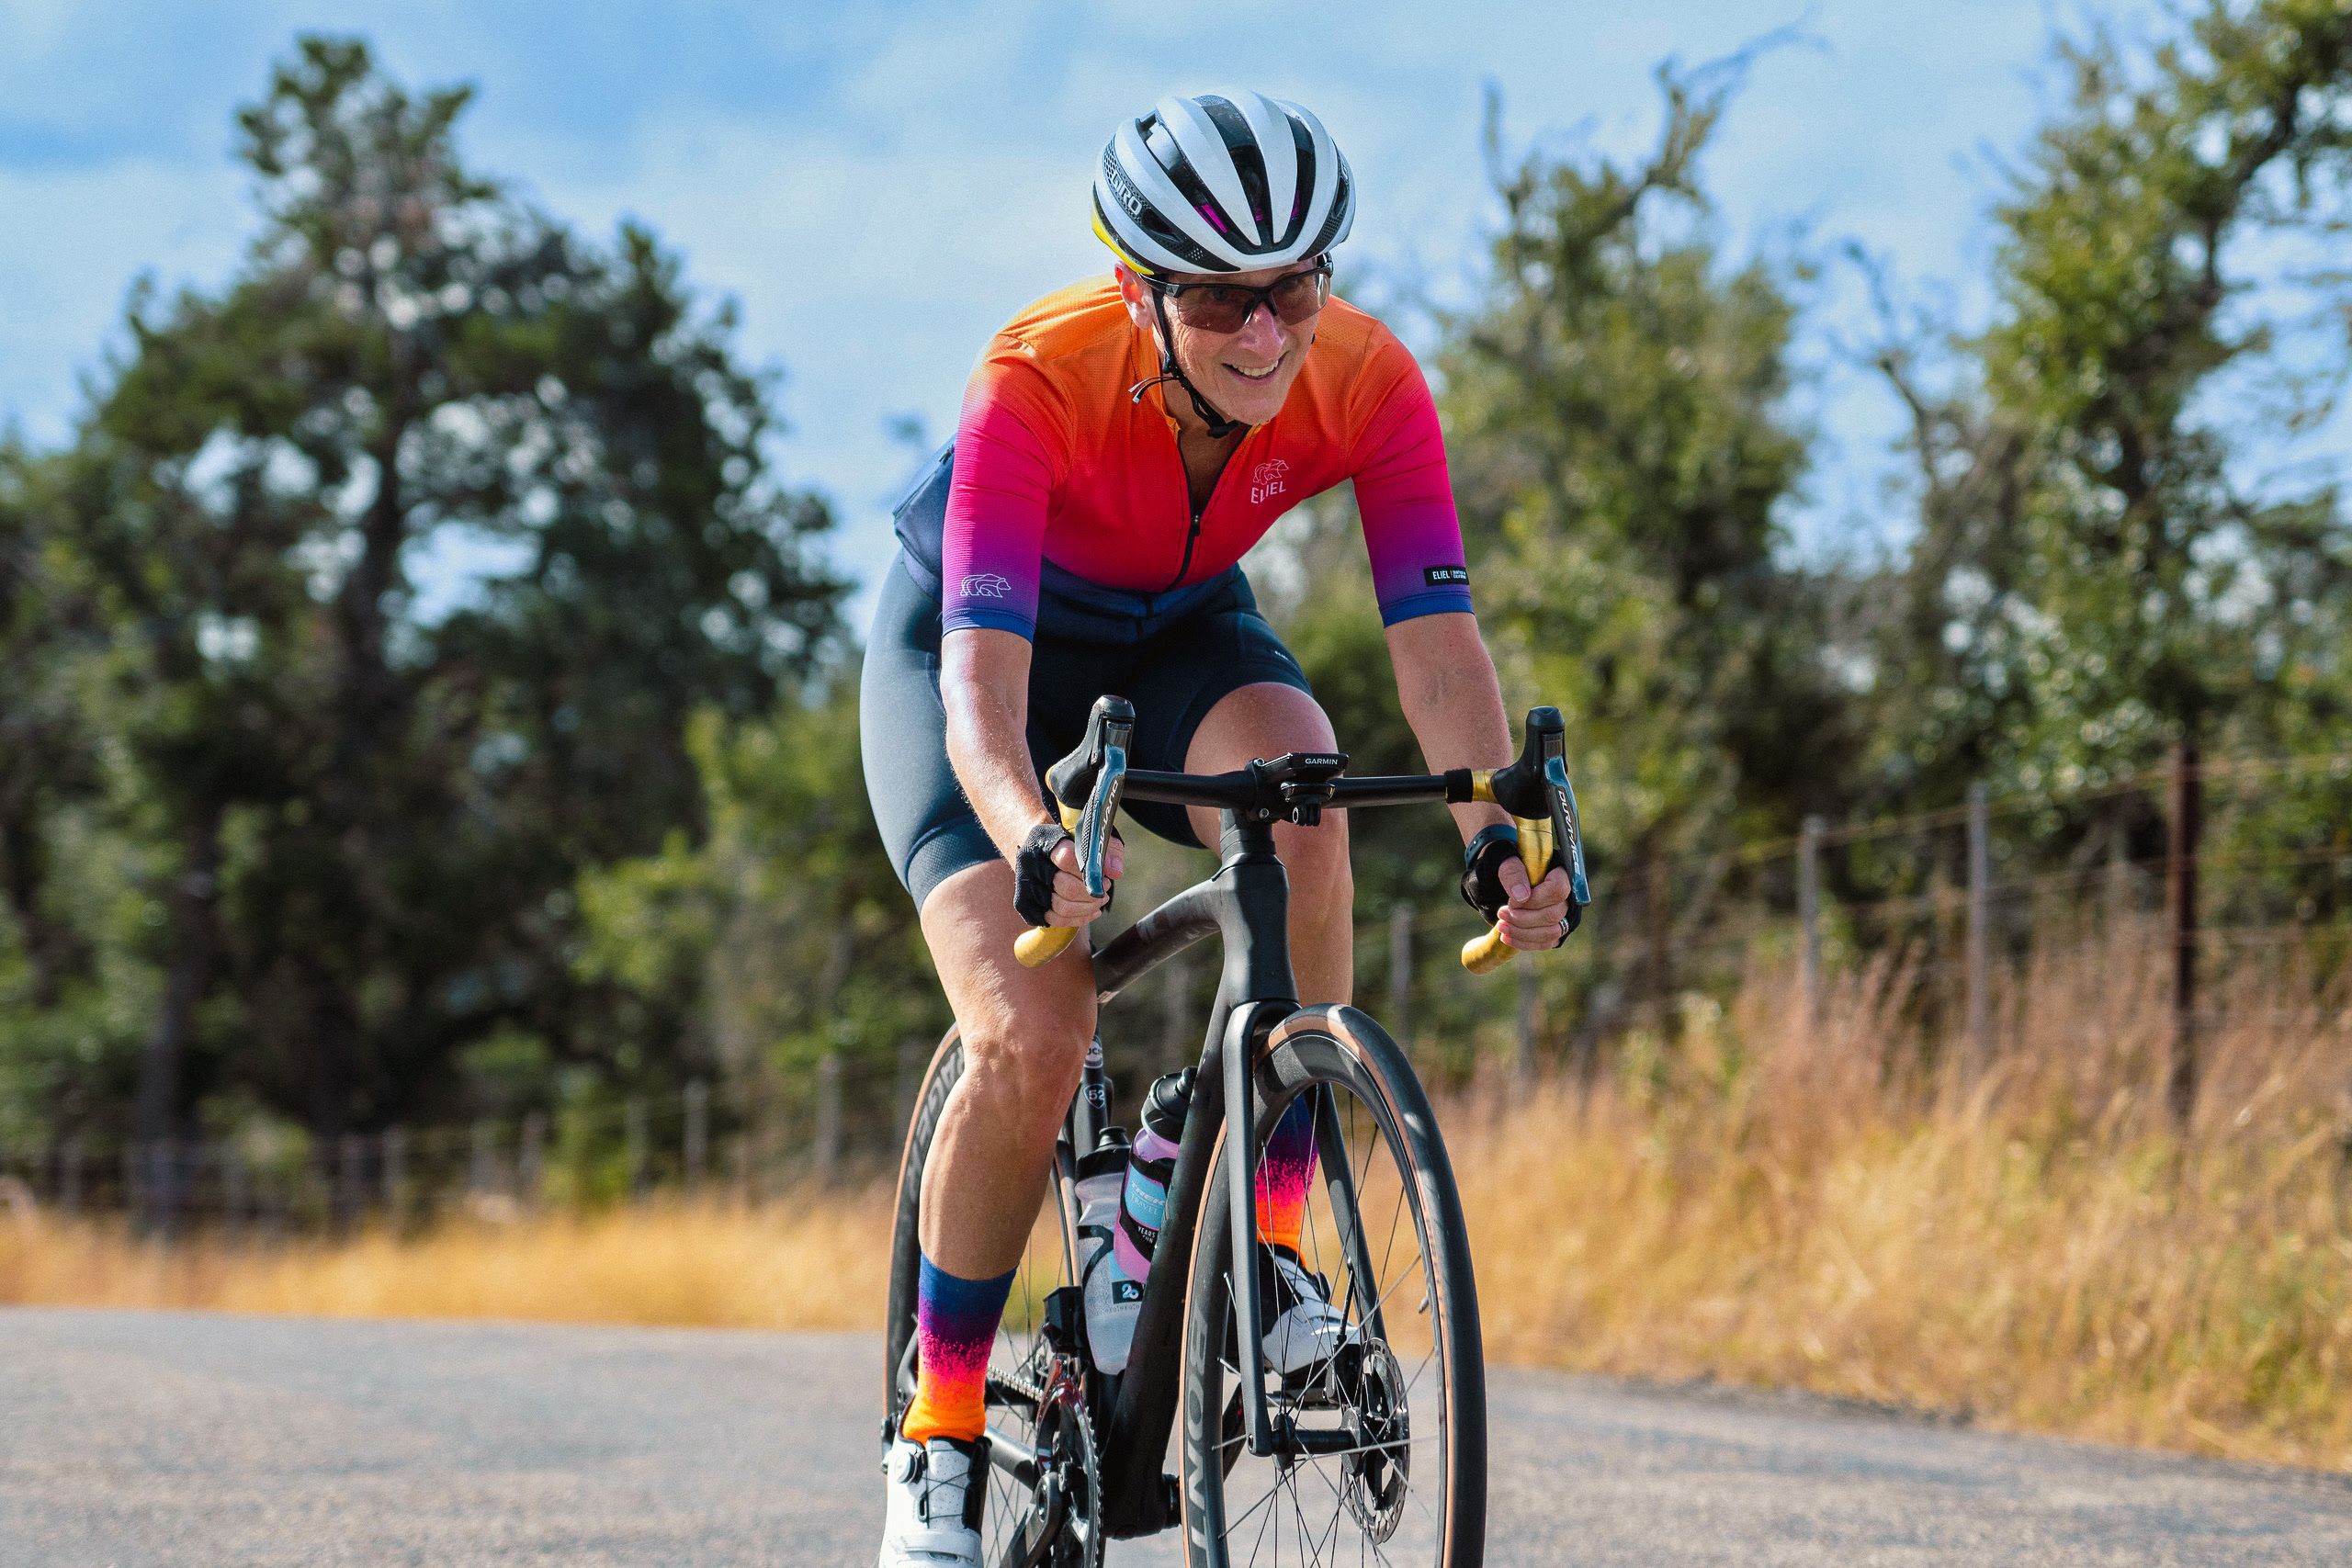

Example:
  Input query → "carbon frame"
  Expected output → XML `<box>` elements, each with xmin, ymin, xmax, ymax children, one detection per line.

<box><xmin>1079</xmin><ymin>808</ymin><xmax>1389</xmax><ymax>1540</ymax></box>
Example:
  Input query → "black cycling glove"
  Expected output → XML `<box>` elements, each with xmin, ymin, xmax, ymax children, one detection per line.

<box><xmin>1462</xmin><ymin>822</ymin><xmax>1583</xmax><ymax>940</ymax></box>
<box><xmin>1013</xmin><ymin>823</ymin><xmax>1073</xmax><ymax>926</ymax></box>
<box><xmin>1459</xmin><ymin>824</ymin><xmax>1521</xmax><ymax>924</ymax></box>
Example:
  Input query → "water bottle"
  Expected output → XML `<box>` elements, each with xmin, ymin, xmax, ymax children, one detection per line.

<box><xmin>1077</xmin><ymin>1128</ymin><xmax>1142</xmax><ymax>1374</ymax></box>
<box><xmin>1114</xmin><ymin>1068</ymin><xmax>1193</xmax><ymax>1283</ymax></box>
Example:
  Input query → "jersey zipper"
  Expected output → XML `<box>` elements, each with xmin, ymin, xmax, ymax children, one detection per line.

<box><xmin>1162</xmin><ymin>437</ymin><xmax>1243</xmax><ymax>593</ymax></box>
<box><xmin>1161</xmin><ymin>508</ymin><xmax>1204</xmax><ymax>594</ymax></box>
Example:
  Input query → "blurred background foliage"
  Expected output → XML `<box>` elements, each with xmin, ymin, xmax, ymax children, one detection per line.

<box><xmin>4</xmin><ymin>5</ymin><xmax>2351</xmax><ymax>1168</ymax></box>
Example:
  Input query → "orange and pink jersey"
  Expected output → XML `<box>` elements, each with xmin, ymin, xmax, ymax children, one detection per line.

<box><xmin>895</xmin><ymin>276</ymin><xmax>1472</xmax><ymax>640</ymax></box>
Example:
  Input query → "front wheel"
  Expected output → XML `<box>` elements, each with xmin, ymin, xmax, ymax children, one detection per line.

<box><xmin>1179</xmin><ymin>1005</ymin><xmax>1487</xmax><ymax>1567</ymax></box>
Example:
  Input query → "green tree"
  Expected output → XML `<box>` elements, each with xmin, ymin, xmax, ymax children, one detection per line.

<box><xmin>4</xmin><ymin>36</ymin><xmax>843</xmax><ymax>1190</ymax></box>
<box><xmin>1877</xmin><ymin>2</ymin><xmax>2352</xmax><ymax>801</ymax></box>
<box><xmin>1435</xmin><ymin>68</ymin><xmax>1841</xmax><ymax>1034</ymax></box>
<box><xmin>574</xmin><ymin>668</ymin><xmax>943</xmax><ymax>1117</ymax></box>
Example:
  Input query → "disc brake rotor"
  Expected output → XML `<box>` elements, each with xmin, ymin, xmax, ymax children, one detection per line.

<box><xmin>1339</xmin><ymin>1337</ymin><xmax>1410</xmax><ymax>1543</ymax></box>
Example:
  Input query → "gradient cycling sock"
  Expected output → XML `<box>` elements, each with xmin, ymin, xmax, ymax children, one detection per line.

<box><xmin>900</xmin><ymin>1254</ymin><xmax>1014</xmax><ymax>1445</ymax></box>
<box><xmin>1254</xmin><ymin>1093</ymin><xmax>1320</xmax><ymax>1258</ymax></box>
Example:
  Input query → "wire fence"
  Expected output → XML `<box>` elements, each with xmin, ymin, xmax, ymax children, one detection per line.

<box><xmin>6</xmin><ymin>747</ymin><xmax>2347</xmax><ymax>1237</ymax></box>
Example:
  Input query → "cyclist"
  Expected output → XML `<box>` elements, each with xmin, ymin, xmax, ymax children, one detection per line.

<box><xmin>863</xmin><ymin>90</ymin><xmax>1573</xmax><ymax>1566</ymax></box>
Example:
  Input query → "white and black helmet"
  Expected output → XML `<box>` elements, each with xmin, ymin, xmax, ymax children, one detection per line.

<box><xmin>1092</xmin><ymin>92</ymin><xmax>1355</xmax><ymax>276</ymax></box>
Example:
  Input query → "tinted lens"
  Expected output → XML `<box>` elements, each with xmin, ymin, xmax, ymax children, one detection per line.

<box><xmin>1163</xmin><ymin>268</ymin><xmax>1329</xmax><ymax>333</ymax></box>
<box><xmin>1267</xmin><ymin>269</ymin><xmax>1330</xmax><ymax>322</ymax></box>
<box><xmin>1168</xmin><ymin>285</ymin><xmax>1255</xmax><ymax>333</ymax></box>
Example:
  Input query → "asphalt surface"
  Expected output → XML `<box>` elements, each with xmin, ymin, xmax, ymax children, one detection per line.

<box><xmin>6</xmin><ymin>1308</ymin><xmax>2352</xmax><ymax>1565</ymax></box>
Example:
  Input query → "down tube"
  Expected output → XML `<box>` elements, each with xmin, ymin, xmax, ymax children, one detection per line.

<box><xmin>1100</xmin><ymin>995</ymin><xmax>1291</xmax><ymax>1536</ymax></box>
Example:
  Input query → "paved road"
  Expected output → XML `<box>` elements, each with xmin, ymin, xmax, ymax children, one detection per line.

<box><xmin>6</xmin><ymin>1308</ymin><xmax>2352</xmax><ymax>1565</ymax></box>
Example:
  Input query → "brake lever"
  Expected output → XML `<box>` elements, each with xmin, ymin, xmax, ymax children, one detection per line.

<box><xmin>1545</xmin><ymin>755</ymin><xmax>1591</xmax><ymax>908</ymax></box>
<box><xmin>1014</xmin><ymin>705</ymin><xmax>1131</xmax><ymax>968</ymax></box>
<box><xmin>1461</xmin><ymin>707</ymin><xmax>1591</xmax><ymax>975</ymax></box>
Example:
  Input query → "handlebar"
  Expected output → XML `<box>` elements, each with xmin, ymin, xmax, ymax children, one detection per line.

<box><xmin>1012</xmin><ymin>698</ymin><xmax>1591</xmax><ymax>973</ymax></box>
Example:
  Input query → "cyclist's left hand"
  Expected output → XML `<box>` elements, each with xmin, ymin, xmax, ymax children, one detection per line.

<box><xmin>1496</xmin><ymin>859</ymin><xmax>1574</xmax><ymax>950</ymax></box>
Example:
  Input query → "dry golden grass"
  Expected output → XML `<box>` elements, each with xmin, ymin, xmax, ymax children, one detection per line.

<box><xmin>4</xmin><ymin>925</ymin><xmax>2346</xmax><ymax>1472</ymax></box>
<box><xmin>0</xmin><ymin>1188</ymin><xmax>890</xmax><ymax>1331</ymax></box>
<box><xmin>1455</xmin><ymin>924</ymin><xmax>2352</xmax><ymax>1472</ymax></box>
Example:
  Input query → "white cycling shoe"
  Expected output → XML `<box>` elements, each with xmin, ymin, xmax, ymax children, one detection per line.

<box><xmin>1261</xmin><ymin>1245</ymin><xmax>1354</xmax><ymax>1376</ymax></box>
<box><xmin>877</xmin><ymin>1434</ymin><xmax>986</xmax><ymax>1568</ymax></box>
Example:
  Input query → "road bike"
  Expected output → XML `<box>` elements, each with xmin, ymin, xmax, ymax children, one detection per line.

<box><xmin>885</xmin><ymin>697</ymin><xmax>1589</xmax><ymax>1567</ymax></box>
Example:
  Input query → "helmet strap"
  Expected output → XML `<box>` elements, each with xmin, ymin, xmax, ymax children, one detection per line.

<box><xmin>1133</xmin><ymin>288</ymin><xmax>1246</xmax><ymax>440</ymax></box>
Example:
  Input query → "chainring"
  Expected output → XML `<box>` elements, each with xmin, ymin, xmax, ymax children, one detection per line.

<box><xmin>1003</xmin><ymin>1355</ymin><xmax>1102</xmax><ymax>1568</ymax></box>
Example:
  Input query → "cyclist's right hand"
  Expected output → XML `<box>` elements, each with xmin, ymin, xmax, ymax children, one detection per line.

<box><xmin>1043</xmin><ymin>830</ymin><xmax>1124</xmax><ymax>925</ymax></box>
<box><xmin>1013</xmin><ymin>821</ymin><xmax>1125</xmax><ymax>929</ymax></box>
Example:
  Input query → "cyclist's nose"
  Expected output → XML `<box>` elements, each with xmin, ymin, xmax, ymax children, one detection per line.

<box><xmin>1230</xmin><ymin>300</ymin><xmax>1285</xmax><ymax>354</ymax></box>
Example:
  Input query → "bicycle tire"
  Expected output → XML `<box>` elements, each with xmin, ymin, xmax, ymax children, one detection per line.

<box><xmin>884</xmin><ymin>1028</ymin><xmax>1103</xmax><ymax>1568</ymax></box>
<box><xmin>1178</xmin><ymin>1005</ymin><xmax>1487</xmax><ymax>1567</ymax></box>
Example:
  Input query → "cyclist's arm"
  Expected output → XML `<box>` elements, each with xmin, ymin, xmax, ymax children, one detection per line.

<box><xmin>1385</xmin><ymin>612</ymin><xmax>1572</xmax><ymax>948</ymax></box>
<box><xmin>941</xmin><ymin>628</ymin><xmax>1120</xmax><ymax>925</ymax></box>
<box><xmin>1382</xmin><ymin>611</ymin><xmax>1512</xmax><ymax>845</ymax></box>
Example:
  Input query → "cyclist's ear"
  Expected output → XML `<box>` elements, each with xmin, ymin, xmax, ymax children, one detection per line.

<box><xmin>1114</xmin><ymin>265</ymin><xmax>1154</xmax><ymax>329</ymax></box>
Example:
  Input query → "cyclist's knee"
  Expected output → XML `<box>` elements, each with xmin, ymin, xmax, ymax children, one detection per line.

<box><xmin>958</xmin><ymin>1013</ymin><xmax>1092</xmax><ymax>1140</ymax></box>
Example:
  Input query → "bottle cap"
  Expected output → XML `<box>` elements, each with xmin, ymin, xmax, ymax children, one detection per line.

<box><xmin>1143</xmin><ymin>1069</ymin><xmax>1195</xmax><ymax>1138</ymax></box>
<box><xmin>1077</xmin><ymin>1139</ymin><xmax>1128</xmax><ymax>1181</ymax></box>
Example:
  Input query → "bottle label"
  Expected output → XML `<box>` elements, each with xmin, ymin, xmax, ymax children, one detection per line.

<box><xmin>1124</xmin><ymin>1180</ymin><xmax>1167</xmax><ymax>1231</ymax></box>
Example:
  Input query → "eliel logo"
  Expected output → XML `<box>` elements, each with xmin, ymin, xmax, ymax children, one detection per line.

<box><xmin>959</xmin><ymin>572</ymin><xmax>1012</xmax><ymax>599</ymax></box>
<box><xmin>1250</xmin><ymin>458</ymin><xmax>1290</xmax><ymax>506</ymax></box>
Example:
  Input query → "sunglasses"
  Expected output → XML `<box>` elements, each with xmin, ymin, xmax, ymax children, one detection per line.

<box><xmin>1148</xmin><ymin>261</ymin><xmax>1332</xmax><ymax>333</ymax></box>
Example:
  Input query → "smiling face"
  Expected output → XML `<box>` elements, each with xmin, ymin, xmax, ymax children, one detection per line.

<box><xmin>1115</xmin><ymin>261</ymin><xmax>1325</xmax><ymax>432</ymax></box>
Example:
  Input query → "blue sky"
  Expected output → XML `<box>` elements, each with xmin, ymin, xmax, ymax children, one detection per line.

<box><xmin>3</xmin><ymin>0</ymin><xmax>2083</xmax><ymax>617</ymax></box>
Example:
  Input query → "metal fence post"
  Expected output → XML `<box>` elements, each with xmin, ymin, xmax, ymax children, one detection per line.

<box><xmin>220</xmin><ymin>1141</ymin><xmax>247</xmax><ymax>1245</ymax></box>
<box><xmin>469</xmin><ymin>1119</ymin><xmax>495</xmax><ymax>1198</ymax></box>
<box><xmin>684</xmin><ymin>1079</ymin><xmax>709</xmax><ymax>1195</ymax></box>
<box><xmin>1965</xmin><ymin>781</ymin><xmax>1991</xmax><ymax>1072</ymax></box>
<box><xmin>732</xmin><ymin>1095</ymin><xmax>755</xmax><ymax>1209</ymax></box>
<box><xmin>59</xmin><ymin>1138</ymin><xmax>83</xmax><ymax>1216</ymax></box>
<box><xmin>257</xmin><ymin>1129</ymin><xmax>286</xmax><ymax>1240</ymax></box>
<box><xmin>1799</xmin><ymin>815</ymin><xmax>1825</xmax><ymax>1026</ymax></box>
<box><xmin>382</xmin><ymin>1126</ymin><xmax>406</xmax><ymax>1227</ymax></box>
<box><xmin>816</xmin><ymin>1054</ymin><xmax>843</xmax><ymax>1185</ymax></box>
<box><xmin>520</xmin><ymin>1112</ymin><xmax>547</xmax><ymax>1210</ymax></box>
<box><xmin>2167</xmin><ymin>739</ymin><xmax>2201</xmax><ymax>1125</ymax></box>
<box><xmin>2105</xmin><ymin>818</ymin><xmax>2133</xmax><ymax>934</ymax></box>
<box><xmin>626</xmin><ymin>1097</ymin><xmax>649</xmax><ymax>1201</ymax></box>
<box><xmin>1645</xmin><ymin>852</ymin><xmax>1672</xmax><ymax>1032</ymax></box>
<box><xmin>338</xmin><ymin>1133</ymin><xmax>365</xmax><ymax>1231</ymax></box>
<box><xmin>151</xmin><ymin>1137</ymin><xmax>178</xmax><ymax>1237</ymax></box>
